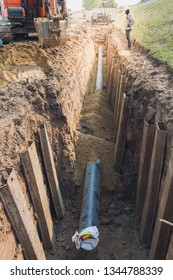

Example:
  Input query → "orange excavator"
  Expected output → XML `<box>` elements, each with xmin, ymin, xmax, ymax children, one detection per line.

<box><xmin>0</xmin><ymin>0</ymin><xmax>67</xmax><ymax>46</ymax></box>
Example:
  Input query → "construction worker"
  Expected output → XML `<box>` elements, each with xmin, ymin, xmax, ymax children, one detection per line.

<box><xmin>92</xmin><ymin>12</ymin><xmax>97</xmax><ymax>24</ymax></box>
<box><xmin>125</xmin><ymin>8</ymin><xmax>135</xmax><ymax>50</ymax></box>
<box><xmin>83</xmin><ymin>10</ymin><xmax>87</xmax><ymax>20</ymax></box>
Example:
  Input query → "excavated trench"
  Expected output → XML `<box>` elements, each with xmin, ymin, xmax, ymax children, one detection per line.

<box><xmin>0</xmin><ymin>20</ymin><xmax>173</xmax><ymax>260</ymax></box>
<box><xmin>49</xmin><ymin>38</ymin><xmax>148</xmax><ymax>260</ymax></box>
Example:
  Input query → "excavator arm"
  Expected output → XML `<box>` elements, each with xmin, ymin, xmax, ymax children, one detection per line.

<box><xmin>35</xmin><ymin>0</ymin><xmax>67</xmax><ymax>47</ymax></box>
<box><xmin>0</xmin><ymin>0</ymin><xmax>67</xmax><ymax>46</ymax></box>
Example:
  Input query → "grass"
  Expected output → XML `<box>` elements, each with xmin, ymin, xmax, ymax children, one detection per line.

<box><xmin>116</xmin><ymin>0</ymin><xmax>173</xmax><ymax>68</ymax></box>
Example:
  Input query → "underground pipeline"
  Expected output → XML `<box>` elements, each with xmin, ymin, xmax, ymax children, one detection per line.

<box><xmin>72</xmin><ymin>160</ymin><xmax>100</xmax><ymax>250</ymax></box>
<box><xmin>79</xmin><ymin>159</ymin><xmax>101</xmax><ymax>230</ymax></box>
<box><xmin>96</xmin><ymin>47</ymin><xmax>103</xmax><ymax>91</ymax></box>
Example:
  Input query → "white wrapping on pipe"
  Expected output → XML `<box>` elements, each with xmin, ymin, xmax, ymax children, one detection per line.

<box><xmin>72</xmin><ymin>226</ymin><xmax>99</xmax><ymax>251</ymax></box>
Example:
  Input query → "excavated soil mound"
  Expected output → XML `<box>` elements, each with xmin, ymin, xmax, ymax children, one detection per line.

<box><xmin>0</xmin><ymin>43</ymin><xmax>51</xmax><ymax>83</ymax></box>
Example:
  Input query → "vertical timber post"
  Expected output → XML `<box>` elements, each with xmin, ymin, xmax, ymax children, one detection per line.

<box><xmin>149</xmin><ymin>148</ymin><xmax>173</xmax><ymax>259</ymax></box>
<box><xmin>140</xmin><ymin>122</ymin><xmax>167</xmax><ymax>244</ymax></box>
<box><xmin>136</xmin><ymin>120</ymin><xmax>155</xmax><ymax>220</ymax></box>
<box><xmin>166</xmin><ymin>234</ymin><xmax>173</xmax><ymax>259</ymax></box>
<box><xmin>21</xmin><ymin>142</ymin><xmax>56</xmax><ymax>250</ymax></box>
<box><xmin>107</xmin><ymin>44</ymin><xmax>113</xmax><ymax>90</ymax></box>
<box><xmin>113</xmin><ymin>69</ymin><xmax>120</xmax><ymax>129</ymax></box>
<box><xmin>106</xmin><ymin>42</ymin><xmax>110</xmax><ymax>82</ymax></box>
<box><xmin>108</xmin><ymin>59</ymin><xmax>115</xmax><ymax>103</ymax></box>
<box><xmin>111</xmin><ymin>65</ymin><xmax>117</xmax><ymax>107</ymax></box>
<box><xmin>114</xmin><ymin>94</ymin><xmax>131</xmax><ymax>173</ymax></box>
<box><xmin>0</xmin><ymin>232</ymin><xmax>23</xmax><ymax>260</ymax></box>
<box><xmin>109</xmin><ymin>64</ymin><xmax>116</xmax><ymax>106</ymax></box>
<box><xmin>0</xmin><ymin>169</ymin><xmax>46</xmax><ymax>260</ymax></box>
<box><xmin>39</xmin><ymin>124</ymin><xmax>65</xmax><ymax>219</ymax></box>
<box><xmin>113</xmin><ymin>74</ymin><xmax>123</xmax><ymax>140</ymax></box>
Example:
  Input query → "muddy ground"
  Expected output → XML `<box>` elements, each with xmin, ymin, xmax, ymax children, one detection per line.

<box><xmin>0</xmin><ymin>18</ymin><xmax>173</xmax><ymax>260</ymax></box>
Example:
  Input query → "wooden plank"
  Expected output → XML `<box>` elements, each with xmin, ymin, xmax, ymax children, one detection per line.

<box><xmin>140</xmin><ymin>122</ymin><xmax>167</xmax><ymax>244</ymax></box>
<box><xmin>0</xmin><ymin>232</ymin><xmax>16</xmax><ymax>260</ymax></box>
<box><xmin>0</xmin><ymin>169</ymin><xmax>46</xmax><ymax>260</ymax></box>
<box><xmin>21</xmin><ymin>142</ymin><xmax>55</xmax><ymax>250</ymax></box>
<box><xmin>136</xmin><ymin>120</ymin><xmax>155</xmax><ymax>220</ymax></box>
<box><xmin>110</xmin><ymin>67</ymin><xmax>119</xmax><ymax>115</ymax></box>
<box><xmin>113</xmin><ymin>74</ymin><xmax>123</xmax><ymax>140</ymax></box>
<box><xmin>39</xmin><ymin>124</ymin><xmax>65</xmax><ymax>219</ymax></box>
<box><xmin>111</xmin><ymin>66</ymin><xmax>118</xmax><ymax>108</ymax></box>
<box><xmin>0</xmin><ymin>232</ymin><xmax>24</xmax><ymax>260</ymax></box>
<box><xmin>106</xmin><ymin>46</ymin><xmax>110</xmax><ymax>91</ymax></box>
<box><xmin>114</xmin><ymin>94</ymin><xmax>131</xmax><ymax>172</ymax></box>
<box><xmin>106</xmin><ymin>44</ymin><xmax>113</xmax><ymax>88</ymax></box>
<box><xmin>113</xmin><ymin>69</ymin><xmax>120</xmax><ymax>129</ymax></box>
<box><xmin>166</xmin><ymin>233</ymin><xmax>173</xmax><ymax>259</ymax></box>
<box><xmin>108</xmin><ymin>59</ymin><xmax>116</xmax><ymax>104</ymax></box>
<box><xmin>149</xmin><ymin>148</ymin><xmax>173</xmax><ymax>259</ymax></box>
<box><xmin>106</xmin><ymin>43</ymin><xmax>110</xmax><ymax>82</ymax></box>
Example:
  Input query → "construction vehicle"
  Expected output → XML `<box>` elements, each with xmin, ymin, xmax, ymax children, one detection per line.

<box><xmin>0</xmin><ymin>0</ymin><xmax>67</xmax><ymax>46</ymax></box>
<box><xmin>91</xmin><ymin>10</ymin><xmax>109</xmax><ymax>25</ymax></box>
<box><xmin>91</xmin><ymin>0</ymin><xmax>117</xmax><ymax>25</ymax></box>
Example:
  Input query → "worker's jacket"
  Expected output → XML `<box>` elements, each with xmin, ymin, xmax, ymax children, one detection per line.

<box><xmin>125</xmin><ymin>12</ymin><xmax>135</xmax><ymax>30</ymax></box>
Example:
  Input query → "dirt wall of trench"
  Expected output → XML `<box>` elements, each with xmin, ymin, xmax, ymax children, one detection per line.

<box><xmin>106</xmin><ymin>25</ymin><xmax>173</xmax><ymax>259</ymax></box>
<box><xmin>0</xmin><ymin>22</ymin><xmax>95</xmax><ymax>259</ymax></box>
<box><xmin>107</xmin><ymin>26</ymin><xmax>173</xmax><ymax>199</ymax></box>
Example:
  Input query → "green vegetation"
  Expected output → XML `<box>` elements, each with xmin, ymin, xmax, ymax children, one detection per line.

<box><xmin>82</xmin><ymin>0</ymin><xmax>117</xmax><ymax>10</ymax></box>
<box><xmin>116</xmin><ymin>0</ymin><xmax>173</xmax><ymax>68</ymax></box>
<box><xmin>82</xmin><ymin>0</ymin><xmax>100</xmax><ymax>10</ymax></box>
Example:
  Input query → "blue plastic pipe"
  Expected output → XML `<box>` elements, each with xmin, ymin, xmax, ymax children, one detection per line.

<box><xmin>79</xmin><ymin>159</ymin><xmax>100</xmax><ymax>230</ymax></box>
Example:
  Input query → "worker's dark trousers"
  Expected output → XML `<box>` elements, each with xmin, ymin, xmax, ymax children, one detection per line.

<box><xmin>126</xmin><ymin>29</ymin><xmax>132</xmax><ymax>49</ymax></box>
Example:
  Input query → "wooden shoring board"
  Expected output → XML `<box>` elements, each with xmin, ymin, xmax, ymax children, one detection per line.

<box><xmin>111</xmin><ymin>65</ymin><xmax>118</xmax><ymax>108</ymax></box>
<box><xmin>140</xmin><ymin>122</ymin><xmax>167</xmax><ymax>244</ymax></box>
<box><xmin>136</xmin><ymin>120</ymin><xmax>155</xmax><ymax>220</ymax></box>
<box><xmin>149</xmin><ymin>148</ymin><xmax>173</xmax><ymax>259</ymax></box>
<box><xmin>106</xmin><ymin>43</ymin><xmax>110</xmax><ymax>83</ymax></box>
<box><xmin>114</xmin><ymin>94</ymin><xmax>131</xmax><ymax>172</ymax></box>
<box><xmin>0</xmin><ymin>169</ymin><xmax>46</xmax><ymax>260</ymax></box>
<box><xmin>108</xmin><ymin>59</ymin><xmax>115</xmax><ymax>104</ymax></box>
<box><xmin>106</xmin><ymin>42</ymin><xmax>110</xmax><ymax>74</ymax></box>
<box><xmin>105</xmin><ymin>33</ymin><xmax>108</xmax><ymax>51</ymax></box>
<box><xmin>106</xmin><ymin>44</ymin><xmax>111</xmax><ymax>89</ymax></box>
<box><xmin>39</xmin><ymin>124</ymin><xmax>65</xmax><ymax>219</ymax></box>
<box><xmin>21</xmin><ymin>142</ymin><xmax>55</xmax><ymax>250</ymax></box>
<box><xmin>113</xmin><ymin>74</ymin><xmax>123</xmax><ymax>140</ymax></box>
<box><xmin>113</xmin><ymin>69</ymin><xmax>120</xmax><ymax>129</ymax></box>
<box><xmin>106</xmin><ymin>44</ymin><xmax>113</xmax><ymax>87</ymax></box>
<box><xmin>0</xmin><ymin>232</ymin><xmax>17</xmax><ymax>260</ymax></box>
<box><xmin>166</xmin><ymin>233</ymin><xmax>173</xmax><ymax>259</ymax></box>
